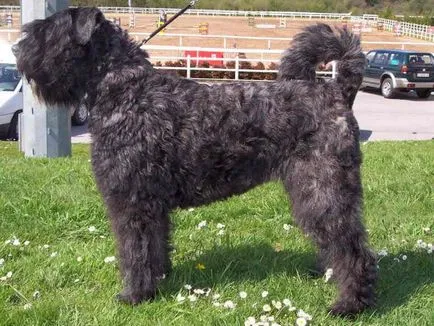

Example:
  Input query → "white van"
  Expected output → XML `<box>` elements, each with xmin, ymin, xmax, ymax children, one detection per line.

<box><xmin>0</xmin><ymin>44</ymin><xmax>88</xmax><ymax>140</ymax></box>
<box><xmin>0</xmin><ymin>45</ymin><xmax>22</xmax><ymax>139</ymax></box>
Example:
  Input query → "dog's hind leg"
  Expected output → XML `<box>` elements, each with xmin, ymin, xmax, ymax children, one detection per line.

<box><xmin>283</xmin><ymin>148</ymin><xmax>377</xmax><ymax>316</ymax></box>
<box><xmin>107</xmin><ymin>196</ymin><xmax>171</xmax><ymax>305</ymax></box>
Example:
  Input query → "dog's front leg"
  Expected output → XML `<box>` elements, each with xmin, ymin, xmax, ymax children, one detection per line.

<box><xmin>107</xmin><ymin>195</ymin><xmax>171</xmax><ymax>305</ymax></box>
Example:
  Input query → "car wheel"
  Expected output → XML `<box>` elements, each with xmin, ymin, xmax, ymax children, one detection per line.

<box><xmin>6</xmin><ymin>110</ymin><xmax>22</xmax><ymax>141</ymax></box>
<box><xmin>381</xmin><ymin>78</ymin><xmax>395</xmax><ymax>98</ymax></box>
<box><xmin>416</xmin><ymin>89</ymin><xmax>432</xmax><ymax>99</ymax></box>
<box><xmin>71</xmin><ymin>103</ymin><xmax>88</xmax><ymax>126</ymax></box>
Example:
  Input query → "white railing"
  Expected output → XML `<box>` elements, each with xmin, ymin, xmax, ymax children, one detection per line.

<box><xmin>375</xmin><ymin>18</ymin><xmax>434</xmax><ymax>42</ymax></box>
<box><xmin>1</xmin><ymin>5</ymin><xmax>433</xmax><ymax>41</ymax></box>
<box><xmin>0</xmin><ymin>5</ymin><xmax>350</xmax><ymax>19</ymax></box>
<box><xmin>1</xmin><ymin>28</ymin><xmax>432</xmax><ymax>51</ymax></box>
<box><xmin>130</xmin><ymin>32</ymin><xmax>434</xmax><ymax>51</ymax></box>
<box><xmin>0</xmin><ymin>5</ymin><xmax>19</xmax><ymax>12</ymax></box>
<box><xmin>155</xmin><ymin>55</ymin><xmax>278</xmax><ymax>80</ymax></box>
<box><xmin>129</xmin><ymin>32</ymin><xmax>292</xmax><ymax>50</ymax></box>
<box><xmin>102</xmin><ymin>7</ymin><xmax>353</xmax><ymax>19</ymax></box>
<box><xmin>143</xmin><ymin>45</ymin><xmax>337</xmax><ymax>80</ymax></box>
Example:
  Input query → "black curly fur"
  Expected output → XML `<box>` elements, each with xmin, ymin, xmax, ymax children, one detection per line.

<box><xmin>14</xmin><ymin>7</ymin><xmax>377</xmax><ymax>316</ymax></box>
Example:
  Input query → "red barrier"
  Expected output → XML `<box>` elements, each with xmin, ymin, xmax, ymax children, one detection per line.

<box><xmin>184</xmin><ymin>50</ymin><xmax>224</xmax><ymax>67</ymax></box>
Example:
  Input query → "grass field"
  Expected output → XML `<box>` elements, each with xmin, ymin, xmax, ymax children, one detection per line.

<box><xmin>0</xmin><ymin>141</ymin><xmax>433</xmax><ymax>325</ymax></box>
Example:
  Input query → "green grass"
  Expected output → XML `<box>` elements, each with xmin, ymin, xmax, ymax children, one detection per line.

<box><xmin>0</xmin><ymin>141</ymin><xmax>433</xmax><ymax>326</ymax></box>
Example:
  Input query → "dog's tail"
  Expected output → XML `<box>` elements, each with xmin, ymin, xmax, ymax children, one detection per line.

<box><xmin>278</xmin><ymin>23</ymin><xmax>365</xmax><ymax>108</ymax></box>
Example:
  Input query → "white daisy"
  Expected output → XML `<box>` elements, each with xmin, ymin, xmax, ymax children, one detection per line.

<box><xmin>239</xmin><ymin>291</ymin><xmax>247</xmax><ymax>299</ymax></box>
<box><xmin>88</xmin><ymin>226</ymin><xmax>97</xmax><ymax>232</ymax></box>
<box><xmin>272</xmin><ymin>300</ymin><xmax>282</xmax><ymax>309</ymax></box>
<box><xmin>188</xmin><ymin>294</ymin><xmax>197</xmax><ymax>302</ymax></box>
<box><xmin>297</xmin><ymin>309</ymin><xmax>312</xmax><ymax>320</ymax></box>
<box><xmin>184</xmin><ymin>284</ymin><xmax>192</xmax><ymax>291</ymax></box>
<box><xmin>261</xmin><ymin>291</ymin><xmax>269</xmax><ymax>298</ymax></box>
<box><xmin>216</xmin><ymin>223</ymin><xmax>225</xmax><ymax>229</ymax></box>
<box><xmin>244</xmin><ymin>316</ymin><xmax>256</xmax><ymax>326</ymax></box>
<box><xmin>378</xmin><ymin>248</ymin><xmax>388</xmax><ymax>257</ymax></box>
<box><xmin>193</xmin><ymin>288</ymin><xmax>205</xmax><ymax>295</ymax></box>
<box><xmin>324</xmin><ymin>268</ymin><xmax>333</xmax><ymax>282</ymax></box>
<box><xmin>296</xmin><ymin>317</ymin><xmax>307</xmax><ymax>326</ymax></box>
<box><xmin>212</xmin><ymin>293</ymin><xmax>221</xmax><ymax>300</ymax></box>
<box><xmin>23</xmin><ymin>303</ymin><xmax>32</xmax><ymax>310</ymax></box>
<box><xmin>197</xmin><ymin>220</ymin><xmax>207</xmax><ymax>229</ymax></box>
<box><xmin>104</xmin><ymin>256</ymin><xmax>116</xmax><ymax>263</ymax></box>
<box><xmin>223</xmin><ymin>300</ymin><xmax>236</xmax><ymax>309</ymax></box>
<box><xmin>263</xmin><ymin>304</ymin><xmax>272</xmax><ymax>312</ymax></box>
<box><xmin>176</xmin><ymin>293</ymin><xmax>186</xmax><ymax>302</ymax></box>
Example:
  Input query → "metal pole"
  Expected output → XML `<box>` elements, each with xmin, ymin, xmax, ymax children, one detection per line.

<box><xmin>140</xmin><ymin>0</ymin><xmax>197</xmax><ymax>45</ymax></box>
<box><xmin>20</xmin><ymin>0</ymin><xmax>71</xmax><ymax>158</ymax></box>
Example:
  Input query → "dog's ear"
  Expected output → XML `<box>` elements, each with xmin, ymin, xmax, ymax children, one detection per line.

<box><xmin>74</xmin><ymin>7</ymin><xmax>104</xmax><ymax>45</ymax></box>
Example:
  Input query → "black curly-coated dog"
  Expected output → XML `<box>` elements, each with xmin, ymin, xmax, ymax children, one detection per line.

<box><xmin>14</xmin><ymin>7</ymin><xmax>377</xmax><ymax>316</ymax></box>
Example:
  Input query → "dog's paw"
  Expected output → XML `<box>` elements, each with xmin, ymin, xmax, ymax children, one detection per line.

<box><xmin>115</xmin><ymin>290</ymin><xmax>155</xmax><ymax>305</ymax></box>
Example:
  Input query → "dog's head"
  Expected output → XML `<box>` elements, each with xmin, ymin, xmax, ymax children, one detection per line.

<box><xmin>13</xmin><ymin>7</ymin><xmax>146</xmax><ymax>107</ymax></box>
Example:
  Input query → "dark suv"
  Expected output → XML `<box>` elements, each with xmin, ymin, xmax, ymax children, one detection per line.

<box><xmin>361</xmin><ymin>50</ymin><xmax>434</xmax><ymax>99</ymax></box>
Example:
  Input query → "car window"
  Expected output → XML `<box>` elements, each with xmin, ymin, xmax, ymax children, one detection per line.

<box><xmin>366</xmin><ymin>51</ymin><xmax>376</xmax><ymax>63</ymax></box>
<box><xmin>0</xmin><ymin>63</ymin><xmax>21</xmax><ymax>92</ymax></box>
<box><xmin>408</xmin><ymin>54</ymin><xmax>434</xmax><ymax>65</ymax></box>
<box><xmin>373</xmin><ymin>52</ymin><xmax>389</xmax><ymax>65</ymax></box>
<box><xmin>388</xmin><ymin>53</ymin><xmax>404</xmax><ymax>66</ymax></box>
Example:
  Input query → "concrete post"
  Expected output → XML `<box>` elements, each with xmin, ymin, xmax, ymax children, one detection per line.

<box><xmin>20</xmin><ymin>0</ymin><xmax>71</xmax><ymax>158</ymax></box>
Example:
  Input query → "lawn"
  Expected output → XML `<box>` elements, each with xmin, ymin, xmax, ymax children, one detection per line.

<box><xmin>0</xmin><ymin>141</ymin><xmax>433</xmax><ymax>326</ymax></box>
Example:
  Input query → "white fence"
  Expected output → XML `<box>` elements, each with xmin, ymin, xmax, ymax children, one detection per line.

<box><xmin>1</xmin><ymin>5</ymin><xmax>433</xmax><ymax>41</ymax></box>
<box><xmin>0</xmin><ymin>5</ymin><xmax>351</xmax><ymax>19</ymax></box>
<box><xmin>143</xmin><ymin>45</ymin><xmax>337</xmax><ymax>80</ymax></box>
<box><xmin>376</xmin><ymin>18</ymin><xmax>434</xmax><ymax>42</ymax></box>
<box><xmin>129</xmin><ymin>32</ymin><xmax>434</xmax><ymax>51</ymax></box>
<box><xmin>1</xmin><ymin>28</ymin><xmax>432</xmax><ymax>51</ymax></box>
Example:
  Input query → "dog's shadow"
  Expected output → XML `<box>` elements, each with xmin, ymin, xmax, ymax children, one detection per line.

<box><xmin>373</xmin><ymin>251</ymin><xmax>434</xmax><ymax>316</ymax></box>
<box><xmin>162</xmin><ymin>243</ymin><xmax>317</xmax><ymax>290</ymax></box>
<box><xmin>159</xmin><ymin>245</ymin><xmax>433</xmax><ymax>316</ymax></box>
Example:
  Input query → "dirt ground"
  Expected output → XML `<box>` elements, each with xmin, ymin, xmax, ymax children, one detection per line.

<box><xmin>1</xmin><ymin>12</ymin><xmax>433</xmax><ymax>61</ymax></box>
